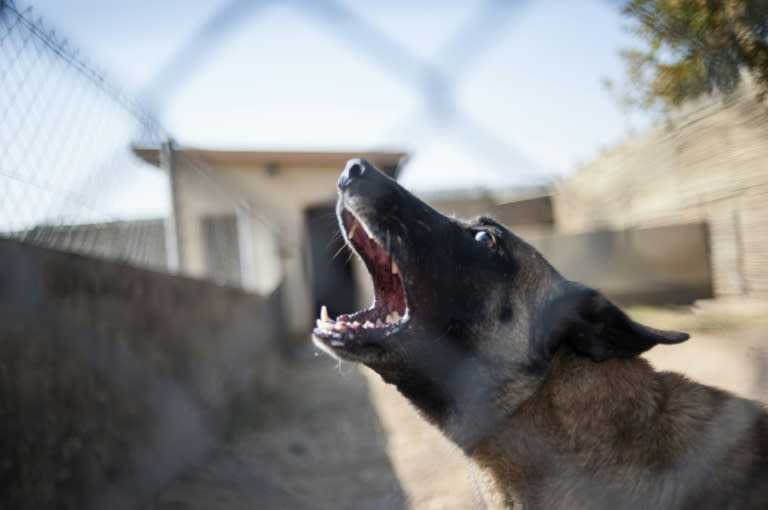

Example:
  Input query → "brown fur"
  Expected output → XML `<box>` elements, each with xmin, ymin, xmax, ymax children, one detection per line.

<box><xmin>472</xmin><ymin>351</ymin><xmax>768</xmax><ymax>509</ymax></box>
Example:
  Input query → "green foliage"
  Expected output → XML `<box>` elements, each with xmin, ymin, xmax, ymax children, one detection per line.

<box><xmin>619</xmin><ymin>0</ymin><xmax>768</xmax><ymax>110</ymax></box>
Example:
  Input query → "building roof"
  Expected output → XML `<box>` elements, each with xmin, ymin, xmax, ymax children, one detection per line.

<box><xmin>132</xmin><ymin>146</ymin><xmax>409</xmax><ymax>178</ymax></box>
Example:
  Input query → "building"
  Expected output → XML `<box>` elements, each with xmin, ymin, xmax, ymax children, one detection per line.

<box><xmin>133</xmin><ymin>145</ymin><xmax>407</xmax><ymax>337</ymax></box>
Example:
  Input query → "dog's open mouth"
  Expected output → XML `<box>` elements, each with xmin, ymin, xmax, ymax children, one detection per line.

<box><xmin>313</xmin><ymin>208</ymin><xmax>409</xmax><ymax>347</ymax></box>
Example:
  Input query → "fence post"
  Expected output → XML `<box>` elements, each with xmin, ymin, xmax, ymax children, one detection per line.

<box><xmin>161</xmin><ymin>139</ymin><xmax>183</xmax><ymax>273</ymax></box>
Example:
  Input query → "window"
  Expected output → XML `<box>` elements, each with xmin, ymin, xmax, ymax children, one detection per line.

<box><xmin>202</xmin><ymin>214</ymin><xmax>241</xmax><ymax>286</ymax></box>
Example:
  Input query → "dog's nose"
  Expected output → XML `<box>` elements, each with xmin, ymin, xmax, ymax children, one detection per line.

<box><xmin>339</xmin><ymin>158</ymin><xmax>369</xmax><ymax>189</ymax></box>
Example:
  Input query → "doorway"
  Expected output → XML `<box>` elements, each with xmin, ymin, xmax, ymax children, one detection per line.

<box><xmin>304</xmin><ymin>205</ymin><xmax>357</xmax><ymax>319</ymax></box>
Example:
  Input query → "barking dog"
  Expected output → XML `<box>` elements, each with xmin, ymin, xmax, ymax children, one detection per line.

<box><xmin>312</xmin><ymin>159</ymin><xmax>768</xmax><ymax>510</ymax></box>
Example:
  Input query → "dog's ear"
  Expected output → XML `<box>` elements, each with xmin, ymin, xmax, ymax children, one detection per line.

<box><xmin>534</xmin><ymin>285</ymin><xmax>689</xmax><ymax>363</ymax></box>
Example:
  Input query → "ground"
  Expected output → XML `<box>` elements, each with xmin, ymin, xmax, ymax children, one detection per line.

<box><xmin>152</xmin><ymin>298</ymin><xmax>768</xmax><ymax>510</ymax></box>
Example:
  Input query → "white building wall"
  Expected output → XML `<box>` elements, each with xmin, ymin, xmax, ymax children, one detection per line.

<box><xmin>174</xmin><ymin>160</ymin><xmax>345</xmax><ymax>334</ymax></box>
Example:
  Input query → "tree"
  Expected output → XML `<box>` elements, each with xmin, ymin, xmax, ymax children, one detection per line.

<box><xmin>619</xmin><ymin>0</ymin><xmax>768</xmax><ymax>110</ymax></box>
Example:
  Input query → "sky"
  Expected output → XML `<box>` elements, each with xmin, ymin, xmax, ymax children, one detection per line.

<box><xmin>20</xmin><ymin>0</ymin><xmax>650</xmax><ymax>196</ymax></box>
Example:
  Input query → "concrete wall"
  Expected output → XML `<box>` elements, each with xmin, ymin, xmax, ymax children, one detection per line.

<box><xmin>555</xmin><ymin>84</ymin><xmax>768</xmax><ymax>296</ymax></box>
<box><xmin>0</xmin><ymin>238</ymin><xmax>282</xmax><ymax>510</ymax></box>
<box><xmin>526</xmin><ymin>223</ymin><xmax>713</xmax><ymax>305</ymax></box>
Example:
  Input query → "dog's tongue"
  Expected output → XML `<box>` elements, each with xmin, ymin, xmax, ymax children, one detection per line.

<box><xmin>349</xmin><ymin>220</ymin><xmax>405</xmax><ymax>316</ymax></box>
<box><xmin>314</xmin><ymin>212</ymin><xmax>408</xmax><ymax>335</ymax></box>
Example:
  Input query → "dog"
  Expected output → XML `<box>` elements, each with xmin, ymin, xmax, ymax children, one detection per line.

<box><xmin>312</xmin><ymin>159</ymin><xmax>768</xmax><ymax>509</ymax></box>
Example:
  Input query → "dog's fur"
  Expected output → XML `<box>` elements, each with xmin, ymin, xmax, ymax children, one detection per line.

<box><xmin>313</xmin><ymin>160</ymin><xmax>768</xmax><ymax>509</ymax></box>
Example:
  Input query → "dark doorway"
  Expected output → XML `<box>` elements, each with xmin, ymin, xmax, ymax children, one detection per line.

<box><xmin>304</xmin><ymin>205</ymin><xmax>357</xmax><ymax>319</ymax></box>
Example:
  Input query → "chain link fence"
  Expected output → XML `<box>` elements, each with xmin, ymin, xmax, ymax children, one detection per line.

<box><xmin>0</xmin><ymin>0</ymin><xmax>263</xmax><ymax>283</ymax></box>
<box><xmin>4</xmin><ymin>2</ymin><xmax>768</xmax><ymax>510</ymax></box>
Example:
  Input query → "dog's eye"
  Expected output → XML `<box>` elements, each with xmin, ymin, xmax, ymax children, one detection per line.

<box><xmin>474</xmin><ymin>230</ymin><xmax>496</xmax><ymax>249</ymax></box>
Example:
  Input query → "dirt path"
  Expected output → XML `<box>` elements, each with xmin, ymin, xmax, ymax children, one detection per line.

<box><xmin>151</xmin><ymin>349</ymin><xmax>478</xmax><ymax>510</ymax></box>
<box><xmin>154</xmin><ymin>299</ymin><xmax>768</xmax><ymax>510</ymax></box>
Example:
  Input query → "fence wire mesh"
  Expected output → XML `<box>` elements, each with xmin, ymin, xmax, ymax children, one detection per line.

<box><xmin>3</xmin><ymin>2</ymin><xmax>768</xmax><ymax>510</ymax></box>
<box><xmin>0</xmin><ymin>0</ymin><xmax>261</xmax><ymax>284</ymax></box>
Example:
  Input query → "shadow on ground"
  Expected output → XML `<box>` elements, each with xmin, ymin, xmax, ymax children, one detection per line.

<box><xmin>152</xmin><ymin>353</ymin><xmax>409</xmax><ymax>510</ymax></box>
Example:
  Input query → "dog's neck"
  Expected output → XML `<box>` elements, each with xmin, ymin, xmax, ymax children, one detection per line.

<box><xmin>469</xmin><ymin>350</ymin><xmax>668</xmax><ymax>506</ymax></box>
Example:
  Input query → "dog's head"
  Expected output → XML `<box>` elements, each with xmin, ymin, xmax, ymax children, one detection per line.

<box><xmin>313</xmin><ymin>160</ymin><xmax>688</xmax><ymax>443</ymax></box>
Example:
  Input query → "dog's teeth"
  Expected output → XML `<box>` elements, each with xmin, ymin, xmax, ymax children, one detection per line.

<box><xmin>348</xmin><ymin>221</ymin><xmax>359</xmax><ymax>238</ymax></box>
<box><xmin>351</xmin><ymin>321</ymin><xmax>360</xmax><ymax>328</ymax></box>
<box><xmin>363</xmin><ymin>321</ymin><xmax>374</xmax><ymax>329</ymax></box>
<box><xmin>334</xmin><ymin>322</ymin><xmax>348</xmax><ymax>332</ymax></box>
<box><xmin>330</xmin><ymin>340</ymin><xmax>344</xmax><ymax>347</ymax></box>
<box><xmin>376</xmin><ymin>319</ymin><xmax>384</xmax><ymax>327</ymax></box>
<box><xmin>391</xmin><ymin>311</ymin><xmax>400</xmax><ymax>322</ymax></box>
<box><xmin>316</xmin><ymin>320</ymin><xmax>334</xmax><ymax>331</ymax></box>
<box><xmin>391</xmin><ymin>261</ymin><xmax>399</xmax><ymax>275</ymax></box>
<box><xmin>385</xmin><ymin>313</ymin><xmax>396</xmax><ymax>324</ymax></box>
<box><xmin>320</xmin><ymin>305</ymin><xmax>330</xmax><ymax>322</ymax></box>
